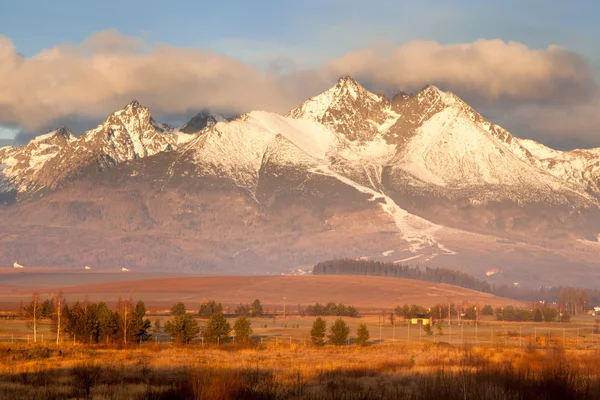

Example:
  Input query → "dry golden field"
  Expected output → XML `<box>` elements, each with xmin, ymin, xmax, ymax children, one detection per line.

<box><xmin>1</xmin><ymin>339</ymin><xmax>600</xmax><ymax>399</ymax></box>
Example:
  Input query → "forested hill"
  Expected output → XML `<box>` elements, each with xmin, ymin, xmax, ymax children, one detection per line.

<box><xmin>312</xmin><ymin>259</ymin><xmax>492</xmax><ymax>293</ymax></box>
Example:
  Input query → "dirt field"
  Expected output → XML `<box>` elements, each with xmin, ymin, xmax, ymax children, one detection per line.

<box><xmin>0</xmin><ymin>271</ymin><xmax>522</xmax><ymax>312</ymax></box>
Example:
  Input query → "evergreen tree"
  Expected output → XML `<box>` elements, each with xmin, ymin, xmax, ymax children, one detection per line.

<box><xmin>310</xmin><ymin>317</ymin><xmax>327</xmax><ymax>346</ymax></box>
<box><xmin>164</xmin><ymin>302</ymin><xmax>200</xmax><ymax>344</ymax></box>
<box><xmin>203</xmin><ymin>312</ymin><xmax>231</xmax><ymax>343</ymax></box>
<box><xmin>198</xmin><ymin>300</ymin><xmax>223</xmax><ymax>318</ymax></box>
<box><xmin>130</xmin><ymin>301</ymin><xmax>152</xmax><ymax>343</ymax></box>
<box><xmin>355</xmin><ymin>323</ymin><xmax>370</xmax><ymax>346</ymax></box>
<box><xmin>251</xmin><ymin>299</ymin><xmax>263</xmax><ymax>317</ymax></box>
<box><xmin>233</xmin><ymin>316</ymin><xmax>253</xmax><ymax>344</ymax></box>
<box><xmin>235</xmin><ymin>303</ymin><xmax>251</xmax><ymax>317</ymax></box>
<box><xmin>97</xmin><ymin>302</ymin><xmax>118</xmax><ymax>344</ymax></box>
<box><xmin>328</xmin><ymin>318</ymin><xmax>350</xmax><ymax>346</ymax></box>
<box><xmin>40</xmin><ymin>298</ymin><xmax>54</xmax><ymax>318</ymax></box>
<box><xmin>170</xmin><ymin>302</ymin><xmax>187</xmax><ymax>318</ymax></box>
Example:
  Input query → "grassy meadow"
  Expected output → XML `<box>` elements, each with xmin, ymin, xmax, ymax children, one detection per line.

<box><xmin>1</xmin><ymin>314</ymin><xmax>600</xmax><ymax>399</ymax></box>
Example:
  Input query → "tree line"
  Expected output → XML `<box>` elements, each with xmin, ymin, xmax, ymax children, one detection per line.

<box><xmin>494</xmin><ymin>305</ymin><xmax>569</xmax><ymax>322</ymax></box>
<box><xmin>314</xmin><ymin>259</ymin><xmax>597</xmax><ymax>315</ymax></box>
<box><xmin>304</xmin><ymin>302</ymin><xmax>359</xmax><ymax>317</ymax></box>
<box><xmin>313</xmin><ymin>259</ymin><xmax>492</xmax><ymax>293</ymax></box>
<box><xmin>22</xmin><ymin>292</ymin><xmax>151</xmax><ymax>345</ymax></box>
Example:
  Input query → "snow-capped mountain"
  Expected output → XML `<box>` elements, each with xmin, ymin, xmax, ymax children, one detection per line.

<box><xmin>179</xmin><ymin>110</ymin><xmax>229</xmax><ymax>134</ymax></box>
<box><xmin>0</xmin><ymin>101</ymin><xmax>178</xmax><ymax>191</ymax></box>
<box><xmin>1</xmin><ymin>77</ymin><xmax>600</xmax><ymax>286</ymax></box>
<box><xmin>0</xmin><ymin>127</ymin><xmax>76</xmax><ymax>192</ymax></box>
<box><xmin>288</xmin><ymin>76</ymin><xmax>395</xmax><ymax>143</ymax></box>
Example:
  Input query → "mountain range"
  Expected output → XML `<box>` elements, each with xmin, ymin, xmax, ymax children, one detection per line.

<box><xmin>1</xmin><ymin>77</ymin><xmax>599</xmax><ymax>288</ymax></box>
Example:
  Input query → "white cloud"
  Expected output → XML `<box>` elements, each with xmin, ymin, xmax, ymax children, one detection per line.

<box><xmin>0</xmin><ymin>31</ymin><xmax>598</xmax><ymax>147</ymax></box>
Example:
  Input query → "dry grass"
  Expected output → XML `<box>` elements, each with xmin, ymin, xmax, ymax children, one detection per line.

<box><xmin>1</xmin><ymin>341</ymin><xmax>599</xmax><ymax>399</ymax></box>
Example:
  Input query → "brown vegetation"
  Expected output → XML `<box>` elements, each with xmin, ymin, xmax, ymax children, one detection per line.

<box><xmin>0</xmin><ymin>341</ymin><xmax>599</xmax><ymax>399</ymax></box>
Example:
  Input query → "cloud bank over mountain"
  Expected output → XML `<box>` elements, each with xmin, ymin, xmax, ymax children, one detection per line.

<box><xmin>0</xmin><ymin>30</ymin><xmax>598</xmax><ymax>148</ymax></box>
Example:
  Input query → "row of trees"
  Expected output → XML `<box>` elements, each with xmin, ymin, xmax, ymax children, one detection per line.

<box><xmin>197</xmin><ymin>299</ymin><xmax>264</xmax><ymax>318</ymax></box>
<box><xmin>235</xmin><ymin>299</ymin><xmax>264</xmax><ymax>317</ymax></box>
<box><xmin>310</xmin><ymin>317</ymin><xmax>370</xmax><ymax>346</ymax></box>
<box><xmin>313</xmin><ymin>259</ymin><xmax>492</xmax><ymax>293</ymax></box>
<box><xmin>395</xmin><ymin>304</ymin><xmax>478</xmax><ymax>321</ymax></box>
<box><xmin>495</xmin><ymin>305</ymin><xmax>569</xmax><ymax>322</ymax></box>
<box><xmin>22</xmin><ymin>292</ymin><xmax>152</xmax><ymax>345</ymax></box>
<box><xmin>304</xmin><ymin>302</ymin><xmax>358</xmax><ymax>317</ymax></box>
<box><xmin>314</xmin><ymin>259</ymin><xmax>598</xmax><ymax>316</ymax></box>
<box><xmin>164</xmin><ymin>302</ymin><xmax>253</xmax><ymax>344</ymax></box>
<box><xmin>395</xmin><ymin>303</ymin><xmax>571</xmax><ymax>324</ymax></box>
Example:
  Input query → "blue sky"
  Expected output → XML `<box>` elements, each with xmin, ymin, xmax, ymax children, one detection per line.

<box><xmin>3</xmin><ymin>0</ymin><xmax>599</xmax><ymax>67</ymax></box>
<box><xmin>1</xmin><ymin>0</ymin><xmax>600</xmax><ymax>148</ymax></box>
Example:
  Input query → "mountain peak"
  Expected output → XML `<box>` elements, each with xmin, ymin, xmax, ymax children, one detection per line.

<box><xmin>126</xmin><ymin>100</ymin><xmax>142</xmax><ymax>109</ymax></box>
<box><xmin>288</xmin><ymin>77</ymin><xmax>391</xmax><ymax>142</ymax></box>
<box><xmin>335</xmin><ymin>75</ymin><xmax>360</xmax><ymax>88</ymax></box>
<box><xmin>32</xmin><ymin>127</ymin><xmax>75</xmax><ymax>144</ymax></box>
<box><xmin>180</xmin><ymin>109</ymin><xmax>229</xmax><ymax>133</ymax></box>
<box><xmin>288</xmin><ymin>76</ymin><xmax>382</xmax><ymax>119</ymax></box>
<box><xmin>416</xmin><ymin>84</ymin><xmax>447</xmax><ymax>99</ymax></box>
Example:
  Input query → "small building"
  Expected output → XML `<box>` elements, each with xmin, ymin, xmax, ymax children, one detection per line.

<box><xmin>410</xmin><ymin>315</ymin><xmax>431</xmax><ymax>325</ymax></box>
<box><xmin>13</xmin><ymin>261</ymin><xmax>23</xmax><ymax>269</ymax></box>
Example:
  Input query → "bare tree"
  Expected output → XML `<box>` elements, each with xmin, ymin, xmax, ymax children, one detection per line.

<box><xmin>117</xmin><ymin>296</ymin><xmax>131</xmax><ymax>344</ymax></box>
<box><xmin>24</xmin><ymin>293</ymin><xmax>42</xmax><ymax>343</ymax></box>
<box><xmin>54</xmin><ymin>290</ymin><xmax>66</xmax><ymax>345</ymax></box>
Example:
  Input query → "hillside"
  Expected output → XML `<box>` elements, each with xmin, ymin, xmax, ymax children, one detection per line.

<box><xmin>0</xmin><ymin>273</ymin><xmax>523</xmax><ymax>310</ymax></box>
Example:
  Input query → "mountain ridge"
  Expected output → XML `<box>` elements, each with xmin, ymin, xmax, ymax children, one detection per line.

<box><xmin>1</xmin><ymin>77</ymin><xmax>600</xmax><ymax>286</ymax></box>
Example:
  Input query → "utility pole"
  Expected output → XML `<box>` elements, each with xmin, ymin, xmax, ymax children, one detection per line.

<box><xmin>33</xmin><ymin>294</ymin><xmax>38</xmax><ymax>344</ymax></box>
<box><xmin>283</xmin><ymin>297</ymin><xmax>286</xmax><ymax>318</ymax></box>
<box><xmin>56</xmin><ymin>291</ymin><xmax>63</xmax><ymax>345</ymax></box>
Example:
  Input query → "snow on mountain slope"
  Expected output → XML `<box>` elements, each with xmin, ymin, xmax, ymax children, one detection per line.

<box><xmin>518</xmin><ymin>139</ymin><xmax>562</xmax><ymax>160</ymax></box>
<box><xmin>288</xmin><ymin>76</ymin><xmax>393</xmax><ymax>142</ymax></box>
<box><xmin>534</xmin><ymin>148</ymin><xmax>600</xmax><ymax>195</ymax></box>
<box><xmin>173</xmin><ymin>131</ymin><xmax>196</xmax><ymax>145</ymax></box>
<box><xmin>79</xmin><ymin>100</ymin><xmax>176</xmax><ymax>163</ymax></box>
<box><xmin>183</xmin><ymin>110</ymin><xmax>344</xmax><ymax>190</ymax></box>
<box><xmin>25</xmin><ymin>101</ymin><xmax>179</xmax><ymax>189</ymax></box>
<box><xmin>0</xmin><ymin>127</ymin><xmax>76</xmax><ymax>191</ymax></box>
<box><xmin>396</xmin><ymin>103</ymin><xmax>559</xmax><ymax>189</ymax></box>
<box><xmin>309</xmin><ymin>165</ymin><xmax>455</xmax><ymax>257</ymax></box>
<box><xmin>0</xmin><ymin>163</ymin><xmax>15</xmax><ymax>194</ymax></box>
